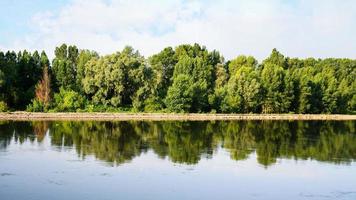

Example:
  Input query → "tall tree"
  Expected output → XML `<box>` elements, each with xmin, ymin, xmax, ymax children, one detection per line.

<box><xmin>224</xmin><ymin>64</ymin><xmax>261</xmax><ymax>113</ymax></box>
<box><xmin>260</xmin><ymin>63</ymin><xmax>287</xmax><ymax>113</ymax></box>
<box><xmin>165</xmin><ymin>74</ymin><xmax>193</xmax><ymax>112</ymax></box>
<box><xmin>16</xmin><ymin>50</ymin><xmax>42</xmax><ymax>109</ymax></box>
<box><xmin>149</xmin><ymin>47</ymin><xmax>177</xmax><ymax>98</ymax></box>
<box><xmin>260</xmin><ymin>49</ymin><xmax>292</xmax><ymax>113</ymax></box>
<box><xmin>34</xmin><ymin>66</ymin><xmax>51</xmax><ymax>110</ymax></box>
<box><xmin>76</xmin><ymin>50</ymin><xmax>99</xmax><ymax>94</ymax></box>
<box><xmin>52</xmin><ymin>44</ymin><xmax>79</xmax><ymax>90</ymax></box>
<box><xmin>166</xmin><ymin>44</ymin><xmax>222</xmax><ymax>112</ymax></box>
<box><xmin>208</xmin><ymin>63</ymin><xmax>228</xmax><ymax>112</ymax></box>
<box><xmin>82</xmin><ymin>46</ymin><xmax>147</xmax><ymax>107</ymax></box>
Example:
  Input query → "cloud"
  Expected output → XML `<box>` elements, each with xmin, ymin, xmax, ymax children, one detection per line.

<box><xmin>1</xmin><ymin>0</ymin><xmax>356</xmax><ymax>61</ymax></box>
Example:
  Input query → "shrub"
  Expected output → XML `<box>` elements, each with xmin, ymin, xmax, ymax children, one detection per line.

<box><xmin>52</xmin><ymin>88</ymin><xmax>86</xmax><ymax>112</ymax></box>
<box><xmin>26</xmin><ymin>99</ymin><xmax>45</xmax><ymax>112</ymax></box>
<box><xmin>0</xmin><ymin>101</ymin><xmax>8</xmax><ymax>112</ymax></box>
<box><xmin>143</xmin><ymin>96</ymin><xmax>163</xmax><ymax>112</ymax></box>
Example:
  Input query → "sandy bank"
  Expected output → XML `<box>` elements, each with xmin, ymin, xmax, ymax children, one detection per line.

<box><xmin>0</xmin><ymin>112</ymin><xmax>355</xmax><ymax>121</ymax></box>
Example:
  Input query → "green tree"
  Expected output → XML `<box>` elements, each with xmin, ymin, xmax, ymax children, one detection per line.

<box><xmin>260</xmin><ymin>49</ymin><xmax>291</xmax><ymax>113</ymax></box>
<box><xmin>82</xmin><ymin>46</ymin><xmax>147</xmax><ymax>107</ymax></box>
<box><xmin>165</xmin><ymin>74</ymin><xmax>193</xmax><ymax>112</ymax></box>
<box><xmin>224</xmin><ymin>65</ymin><xmax>261</xmax><ymax>113</ymax></box>
<box><xmin>16</xmin><ymin>50</ymin><xmax>42</xmax><ymax>109</ymax></box>
<box><xmin>166</xmin><ymin>44</ymin><xmax>222</xmax><ymax>112</ymax></box>
<box><xmin>52</xmin><ymin>44</ymin><xmax>79</xmax><ymax>90</ymax></box>
<box><xmin>261</xmin><ymin>63</ymin><xmax>287</xmax><ymax>113</ymax></box>
<box><xmin>208</xmin><ymin>63</ymin><xmax>228</xmax><ymax>112</ymax></box>
<box><xmin>263</xmin><ymin>48</ymin><xmax>287</xmax><ymax>69</ymax></box>
<box><xmin>76</xmin><ymin>50</ymin><xmax>99</xmax><ymax>94</ymax></box>
<box><xmin>228</xmin><ymin>55</ymin><xmax>257</xmax><ymax>75</ymax></box>
<box><xmin>149</xmin><ymin>47</ymin><xmax>177</xmax><ymax>106</ymax></box>
<box><xmin>316</xmin><ymin>68</ymin><xmax>339</xmax><ymax>113</ymax></box>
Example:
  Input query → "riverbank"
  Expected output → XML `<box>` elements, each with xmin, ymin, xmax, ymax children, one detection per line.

<box><xmin>0</xmin><ymin>112</ymin><xmax>355</xmax><ymax>121</ymax></box>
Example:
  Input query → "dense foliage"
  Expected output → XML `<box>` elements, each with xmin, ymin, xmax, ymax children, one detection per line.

<box><xmin>0</xmin><ymin>44</ymin><xmax>355</xmax><ymax>113</ymax></box>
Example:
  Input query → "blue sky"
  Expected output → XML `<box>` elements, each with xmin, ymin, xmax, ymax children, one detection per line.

<box><xmin>0</xmin><ymin>0</ymin><xmax>355</xmax><ymax>60</ymax></box>
<box><xmin>0</xmin><ymin>1</ymin><xmax>69</xmax><ymax>45</ymax></box>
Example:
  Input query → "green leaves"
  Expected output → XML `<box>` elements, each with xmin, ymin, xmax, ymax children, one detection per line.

<box><xmin>52</xmin><ymin>87</ymin><xmax>86</xmax><ymax>112</ymax></box>
<box><xmin>52</xmin><ymin>44</ymin><xmax>79</xmax><ymax>90</ymax></box>
<box><xmin>164</xmin><ymin>44</ymin><xmax>220</xmax><ymax>113</ymax></box>
<box><xmin>0</xmin><ymin>45</ymin><xmax>355</xmax><ymax>114</ymax></box>
<box><xmin>224</xmin><ymin>65</ymin><xmax>261</xmax><ymax>113</ymax></box>
<box><xmin>82</xmin><ymin>46</ymin><xmax>149</xmax><ymax>108</ymax></box>
<box><xmin>0</xmin><ymin>101</ymin><xmax>8</xmax><ymax>112</ymax></box>
<box><xmin>165</xmin><ymin>74</ymin><xmax>193</xmax><ymax>112</ymax></box>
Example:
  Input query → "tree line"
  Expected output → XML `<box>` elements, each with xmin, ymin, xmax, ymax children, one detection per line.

<box><xmin>0</xmin><ymin>43</ymin><xmax>355</xmax><ymax>113</ymax></box>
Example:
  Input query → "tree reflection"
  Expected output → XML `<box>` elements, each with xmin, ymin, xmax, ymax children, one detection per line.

<box><xmin>0</xmin><ymin>120</ymin><xmax>355</xmax><ymax>167</ymax></box>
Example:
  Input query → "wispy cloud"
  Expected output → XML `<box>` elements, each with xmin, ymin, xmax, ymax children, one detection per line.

<box><xmin>1</xmin><ymin>0</ymin><xmax>356</xmax><ymax>60</ymax></box>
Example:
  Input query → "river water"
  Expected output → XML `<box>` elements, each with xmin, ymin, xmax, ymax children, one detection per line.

<box><xmin>0</xmin><ymin>120</ymin><xmax>355</xmax><ymax>200</ymax></box>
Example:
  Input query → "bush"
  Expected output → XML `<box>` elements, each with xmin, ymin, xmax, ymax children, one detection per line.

<box><xmin>52</xmin><ymin>88</ymin><xmax>86</xmax><ymax>112</ymax></box>
<box><xmin>26</xmin><ymin>99</ymin><xmax>45</xmax><ymax>112</ymax></box>
<box><xmin>0</xmin><ymin>101</ymin><xmax>8</xmax><ymax>112</ymax></box>
<box><xmin>27</xmin><ymin>98</ymin><xmax>53</xmax><ymax>112</ymax></box>
<box><xmin>144</xmin><ymin>97</ymin><xmax>163</xmax><ymax>112</ymax></box>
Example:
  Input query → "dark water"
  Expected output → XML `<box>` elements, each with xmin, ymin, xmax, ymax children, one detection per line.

<box><xmin>0</xmin><ymin>120</ymin><xmax>355</xmax><ymax>200</ymax></box>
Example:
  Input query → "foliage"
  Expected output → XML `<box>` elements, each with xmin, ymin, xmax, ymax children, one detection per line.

<box><xmin>0</xmin><ymin>45</ymin><xmax>355</xmax><ymax>114</ymax></box>
<box><xmin>82</xmin><ymin>46</ymin><xmax>148</xmax><ymax>108</ymax></box>
<box><xmin>34</xmin><ymin>66</ymin><xmax>51</xmax><ymax>111</ymax></box>
<box><xmin>52</xmin><ymin>44</ymin><xmax>79</xmax><ymax>90</ymax></box>
<box><xmin>208</xmin><ymin>63</ymin><xmax>228</xmax><ymax>112</ymax></box>
<box><xmin>224</xmin><ymin>67</ymin><xmax>261</xmax><ymax>113</ymax></box>
<box><xmin>52</xmin><ymin>88</ymin><xmax>86</xmax><ymax>112</ymax></box>
<box><xmin>76</xmin><ymin>50</ymin><xmax>99</xmax><ymax>94</ymax></box>
<box><xmin>0</xmin><ymin>101</ymin><xmax>8</xmax><ymax>112</ymax></box>
<box><xmin>165</xmin><ymin>74</ymin><xmax>193</xmax><ymax>112</ymax></box>
<box><xmin>26</xmin><ymin>99</ymin><xmax>45</xmax><ymax>112</ymax></box>
<box><xmin>149</xmin><ymin>47</ymin><xmax>177</xmax><ymax>105</ymax></box>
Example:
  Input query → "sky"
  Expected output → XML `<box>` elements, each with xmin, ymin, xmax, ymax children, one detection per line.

<box><xmin>0</xmin><ymin>0</ymin><xmax>355</xmax><ymax>61</ymax></box>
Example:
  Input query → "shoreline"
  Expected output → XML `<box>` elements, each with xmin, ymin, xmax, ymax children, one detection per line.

<box><xmin>0</xmin><ymin>112</ymin><xmax>355</xmax><ymax>121</ymax></box>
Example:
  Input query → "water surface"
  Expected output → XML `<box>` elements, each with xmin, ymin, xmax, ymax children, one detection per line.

<box><xmin>0</xmin><ymin>120</ymin><xmax>355</xmax><ymax>200</ymax></box>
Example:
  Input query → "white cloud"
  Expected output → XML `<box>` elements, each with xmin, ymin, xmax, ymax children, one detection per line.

<box><xmin>1</xmin><ymin>0</ymin><xmax>356</xmax><ymax>61</ymax></box>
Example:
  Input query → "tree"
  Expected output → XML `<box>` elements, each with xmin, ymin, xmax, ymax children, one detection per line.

<box><xmin>165</xmin><ymin>74</ymin><xmax>193</xmax><ymax>112</ymax></box>
<box><xmin>16</xmin><ymin>50</ymin><xmax>42</xmax><ymax>109</ymax></box>
<box><xmin>149</xmin><ymin>47</ymin><xmax>177</xmax><ymax>102</ymax></box>
<box><xmin>316</xmin><ymin>68</ymin><xmax>339</xmax><ymax>113</ymax></box>
<box><xmin>1</xmin><ymin>51</ymin><xmax>18</xmax><ymax>108</ymax></box>
<box><xmin>52</xmin><ymin>44</ymin><xmax>79</xmax><ymax>90</ymax></box>
<box><xmin>82</xmin><ymin>46</ymin><xmax>147</xmax><ymax>107</ymax></box>
<box><xmin>0</xmin><ymin>69</ymin><xmax>5</xmax><ymax>98</ymax></box>
<box><xmin>224</xmin><ymin>65</ymin><xmax>261</xmax><ymax>113</ymax></box>
<box><xmin>132</xmin><ymin>65</ymin><xmax>154</xmax><ymax>111</ymax></box>
<box><xmin>260</xmin><ymin>63</ymin><xmax>287</xmax><ymax>113</ymax></box>
<box><xmin>228</xmin><ymin>55</ymin><xmax>257</xmax><ymax>75</ymax></box>
<box><xmin>34</xmin><ymin>66</ymin><xmax>51</xmax><ymax>110</ymax></box>
<box><xmin>208</xmin><ymin>63</ymin><xmax>228</xmax><ymax>112</ymax></box>
<box><xmin>260</xmin><ymin>49</ymin><xmax>291</xmax><ymax>113</ymax></box>
<box><xmin>76</xmin><ymin>50</ymin><xmax>99</xmax><ymax>94</ymax></box>
<box><xmin>263</xmin><ymin>48</ymin><xmax>287</xmax><ymax>69</ymax></box>
<box><xmin>169</xmin><ymin>56</ymin><xmax>211</xmax><ymax>112</ymax></box>
<box><xmin>0</xmin><ymin>45</ymin><xmax>354</xmax><ymax>114</ymax></box>
<box><xmin>166</xmin><ymin>44</ymin><xmax>222</xmax><ymax>112</ymax></box>
<box><xmin>0</xmin><ymin>68</ymin><xmax>7</xmax><ymax>111</ymax></box>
